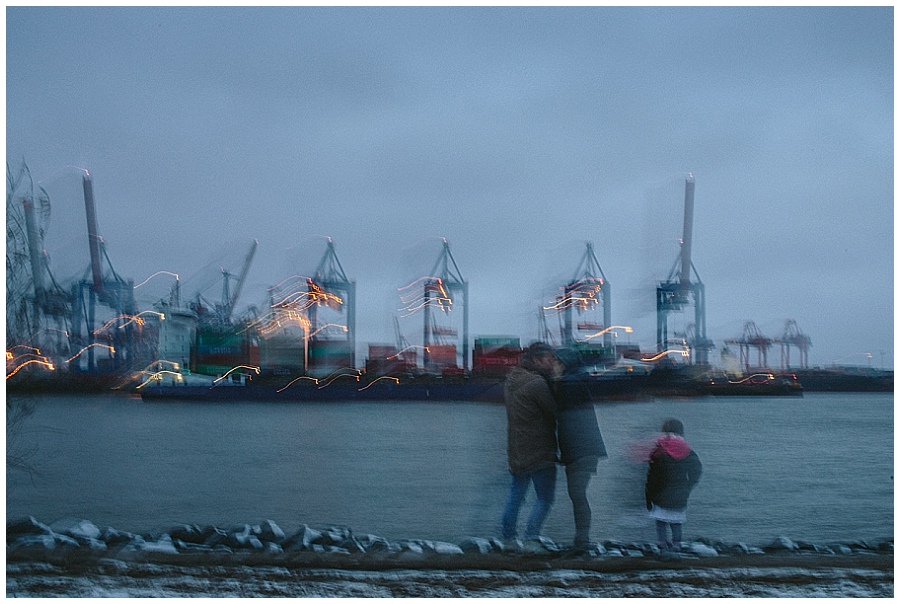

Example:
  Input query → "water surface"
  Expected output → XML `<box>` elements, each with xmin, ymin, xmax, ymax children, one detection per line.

<box><xmin>6</xmin><ymin>392</ymin><xmax>892</xmax><ymax>546</ymax></box>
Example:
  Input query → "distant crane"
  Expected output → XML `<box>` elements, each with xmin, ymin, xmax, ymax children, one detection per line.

<box><xmin>422</xmin><ymin>239</ymin><xmax>469</xmax><ymax>370</ymax></box>
<box><xmin>308</xmin><ymin>237</ymin><xmax>356</xmax><ymax>367</ymax></box>
<box><xmin>656</xmin><ymin>174</ymin><xmax>713</xmax><ymax>365</ymax></box>
<box><xmin>775</xmin><ymin>319</ymin><xmax>811</xmax><ymax>370</ymax></box>
<box><xmin>220</xmin><ymin>239</ymin><xmax>258</xmax><ymax>323</ymax></box>
<box><xmin>7</xmin><ymin>161</ymin><xmax>72</xmax><ymax>359</ymax></box>
<box><xmin>538</xmin><ymin>306</ymin><xmax>558</xmax><ymax>347</ymax></box>
<box><xmin>725</xmin><ymin>321</ymin><xmax>773</xmax><ymax>373</ymax></box>
<box><xmin>560</xmin><ymin>242</ymin><xmax>611</xmax><ymax>350</ymax></box>
<box><xmin>71</xmin><ymin>172</ymin><xmax>138</xmax><ymax>371</ymax></box>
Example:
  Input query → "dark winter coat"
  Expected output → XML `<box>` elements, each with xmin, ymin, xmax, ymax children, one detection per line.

<box><xmin>645</xmin><ymin>436</ymin><xmax>702</xmax><ymax>511</ymax></box>
<box><xmin>554</xmin><ymin>374</ymin><xmax>607</xmax><ymax>465</ymax></box>
<box><xmin>504</xmin><ymin>364</ymin><xmax>558</xmax><ymax>474</ymax></box>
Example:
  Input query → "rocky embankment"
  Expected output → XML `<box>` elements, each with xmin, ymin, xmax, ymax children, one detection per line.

<box><xmin>7</xmin><ymin>517</ymin><xmax>894</xmax><ymax>597</ymax></box>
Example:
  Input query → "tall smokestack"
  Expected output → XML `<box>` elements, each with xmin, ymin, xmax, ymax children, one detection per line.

<box><xmin>82</xmin><ymin>173</ymin><xmax>104</xmax><ymax>292</ymax></box>
<box><xmin>22</xmin><ymin>197</ymin><xmax>46</xmax><ymax>301</ymax></box>
<box><xmin>680</xmin><ymin>173</ymin><xmax>695</xmax><ymax>290</ymax></box>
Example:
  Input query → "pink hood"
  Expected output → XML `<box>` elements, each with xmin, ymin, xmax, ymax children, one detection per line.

<box><xmin>654</xmin><ymin>435</ymin><xmax>692</xmax><ymax>460</ymax></box>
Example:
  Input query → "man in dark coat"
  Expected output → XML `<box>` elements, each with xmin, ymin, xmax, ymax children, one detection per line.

<box><xmin>554</xmin><ymin>348</ymin><xmax>607</xmax><ymax>550</ymax></box>
<box><xmin>645</xmin><ymin>418</ymin><xmax>702</xmax><ymax>551</ymax></box>
<box><xmin>501</xmin><ymin>342</ymin><xmax>562</xmax><ymax>545</ymax></box>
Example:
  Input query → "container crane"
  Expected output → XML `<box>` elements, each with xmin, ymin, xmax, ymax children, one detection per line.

<box><xmin>561</xmin><ymin>242</ymin><xmax>611</xmax><ymax>350</ymax></box>
<box><xmin>307</xmin><ymin>237</ymin><xmax>356</xmax><ymax>368</ymax></box>
<box><xmin>775</xmin><ymin>319</ymin><xmax>811</xmax><ymax>370</ymax></box>
<box><xmin>422</xmin><ymin>238</ymin><xmax>469</xmax><ymax>371</ymax></box>
<box><xmin>656</xmin><ymin>174</ymin><xmax>713</xmax><ymax>365</ymax></box>
<box><xmin>725</xmin><ymin>321</ymin><xmax>773</xmax><ymax>373</ymax></box>
<box><xmin>71</xmin><ymin>172</ymin><xmax>138</xmax><ymax>371</ymax></box>
<box><xmin>7</xmin><ymin>162</ymin><xmax>72</xmax><ymax>359</ymax></box>
<box><xmin>220</xmin><ymin>239</ymin><xmax>258</xmax><ymax>323</ymax></box>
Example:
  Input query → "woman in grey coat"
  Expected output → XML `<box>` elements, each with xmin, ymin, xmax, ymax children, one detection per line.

<box><xmin>554</xmin><ymin>348</ymin><xmax>607</xmax><ymax>550</ymax></box>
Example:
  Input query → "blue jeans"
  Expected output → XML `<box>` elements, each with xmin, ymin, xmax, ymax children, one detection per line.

<box><xmin>501</xmin><ymin>465</ymin><xmax>557</xmax><ymax>540</ymax></box>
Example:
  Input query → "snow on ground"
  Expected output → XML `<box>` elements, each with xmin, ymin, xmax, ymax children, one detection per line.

<box><xmin>6</xmin><ymin>561</ymin><xmax>893</xmax><ymax>597</ymax></box>
<box><xmin>6</xmin><ymin>517</ymin><xmax>894</xmax><ymax>597</ymax></box>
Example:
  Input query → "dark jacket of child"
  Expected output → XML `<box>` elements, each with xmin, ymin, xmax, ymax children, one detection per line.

<box><xmin>645</xmin><ymin>435</ymin><xmax>702</xmax><ymax>511</ymax></box>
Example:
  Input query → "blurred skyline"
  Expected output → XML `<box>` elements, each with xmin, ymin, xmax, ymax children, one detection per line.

<box><xmin>6</xmin><ymin>6</ymin><xmax>894</xmax><ymax>368</ymax></box>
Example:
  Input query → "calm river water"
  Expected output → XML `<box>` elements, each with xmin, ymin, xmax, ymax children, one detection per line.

<box><xmin>6</xmin><ymin>392</ymin><xmax>893</xmax><ymax>547</ymax></box>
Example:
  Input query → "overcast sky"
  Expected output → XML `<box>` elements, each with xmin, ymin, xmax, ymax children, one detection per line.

<box><xmin>6</xmin><ymin>6</ymin><xmax>894</xmax><ymax>369</ymax></box>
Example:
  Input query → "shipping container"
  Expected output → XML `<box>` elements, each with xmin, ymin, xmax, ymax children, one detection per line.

<box><xmin>368</xmin><ymin>344</ymin><xmax>399</xmax><ymax>360</ymax></box>
<box><xmin>473</xmin><ymin>345</ymin><xmax>522</xmax><ymax>378</ymax></box>
<box><xmin>426</xmin><ymin>344</ymin><xmax>457</xmax><ymax>368</ymax></box>
<box><xmin>308</xmin><ymin>340</ymin><xmax>354</xmax><ymax>377</ymax></box>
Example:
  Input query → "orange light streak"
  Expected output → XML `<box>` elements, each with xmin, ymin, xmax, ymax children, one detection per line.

<box><xmin>139</xmin><ymin>359</ymin><xmax>181</xmax><ymax>372</ymax></box>
<box><xmin>358</xmin><ymin>376</ymin><xmax>400</xmax><ymax>391</ymax></box>
<box><xmin>397</xmin><ymin>277</ymin><xmax>453</xmax><ymax>315</ymax></box>
<box><xmin>9</xmin><ymin>344</ymin><xmax>41</xmax><ymax>356</ymax></box>
<box><xmin>8</xmin><ymin>352</ymin><xmax>51</xmax><ymax>365</ymax></box>
<box><xmin>119</xmin><ymin>310</ymin><xmax>165</xmax><ymax>328</ymax></box>
<box><xmin>213</xmin><ymin>365</ymin><xmax>261</xmax><ymax>384</ymax></box>
<box><xmin>65</xmin><ymin>344</ymin><xmax>115</xmax><ymax>363</ymax></box>
<box><xmin>276</xmin><ymin>376</ymin><xmax>319</xmax><ymax>393</ymax></box>
<box><xmin>318</xmin><ymin>372</ymin><xmax>361</xmax><ymax>389</ymax></box>
<box><xmin>640</xmin><ymin>349</ymin><xmax>690</xmax><ymax>362</ymax></box>
<box><xmin>7</xmin><ymin>359</ymin><xmax>55</xmax><ymax>378</ymax></box>
<box><xmin>135</xmin><ymin>371</ymin><xmax>184</xmax><ymax>389</ymax></box>
<box><xmin>726</xmin><ymin>373</ymin><xmax>775</xmax><ymax>385</ymax></box>
<box><xmin>309</xmin><ymin>323</ymin><xmax>348</xmax><ymax>338</ymax></box>
<box><xmin>584</xmin><ymin>325</ymin><xmax>634</xmax><ymax>340</ymax></box>
<box><xmin>388</xmin><ymin>345</ymin><xmax>430</xmax><ymax>360</ymax></box>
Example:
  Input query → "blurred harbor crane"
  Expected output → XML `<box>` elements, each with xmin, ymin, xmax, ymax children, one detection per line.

<box><xmin>725</xmin><ymin>321</ymin><xmax>773</xmax><ymax>373</ymax></box>
<box><xmin>656</xmin><ymin>174</ymin><xmax>713</xmax><ymax>365</ymax></box>
<box><xmin>775</xmin><ymin>319</ymin><xmax>811</xmax><ymax>370</ymax></box>
<box><xmin>308</xmin><ymin>237</ymin><xmax>356</xmax><ymax>368</ymax></box>
<box><xmin>6</xmin><ymin>161</ymin><xmax>73</xmax><ymax>360</ymax></box>
<box><xmin>422</xmin><ymin>239</ymin><xmax>469</xmax><ymax>370</ymax></box>
<box><xmin>561</xmin><ymin>242</ymin><xmax>611</xmax><ymax>349</ymax></box>
<box><xmin>71</xmin><ymin>172</ymin><xmax>138</xmax><ymax>371</ymax></box>
<box><xmin>220</xmin><ymin>240</ymin><xmax>257</xmax><ymax>323</ymax></box>
<box><xmin>538</xmin><ymin>305</ymin><xmax>559</xmax><ymax>346</ymax></box>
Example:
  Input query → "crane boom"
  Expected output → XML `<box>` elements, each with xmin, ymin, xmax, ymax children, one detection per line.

<box><xmin>680</xmin><ymin>173</ymin><xmax>695</xmax><ymax>290</ymax></box>
<box><xmin>224</xmin><ymin>239</ymin><xmax>257</xmax><ymax>322</ymax></box>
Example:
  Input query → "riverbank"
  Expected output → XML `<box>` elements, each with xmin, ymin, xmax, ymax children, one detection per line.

<box><xmin>7</xmin><ymin>517</ymin><xmax>893</xmax><ymax>597</ymax></box>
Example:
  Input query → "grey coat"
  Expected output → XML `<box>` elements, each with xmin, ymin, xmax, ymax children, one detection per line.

<box><xmin>555</xmin><ymin>374</ymin><xmax>607</xmax><ymax>466</ymax></box>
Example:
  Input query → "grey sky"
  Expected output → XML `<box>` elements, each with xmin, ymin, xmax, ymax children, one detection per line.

<box><xmin>6</xmin><ymin>6</ymin><xmax>894</xmax><ymax>368</ymax></box>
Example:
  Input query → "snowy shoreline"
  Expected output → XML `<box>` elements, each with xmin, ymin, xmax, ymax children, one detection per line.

<box><xmin>7</xmin><ymin>516</ymin><xmax>893</xmax><ymax>597</ymax></box>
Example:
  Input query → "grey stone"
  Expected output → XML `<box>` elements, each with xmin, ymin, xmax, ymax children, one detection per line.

<box><xmin>137</xmin><ymin>536</ymin><xmax>179</xmax><ymax>555</ymax></box>
<box><xmin>459</xmin><ymin>537</ymin><xmax>493</xmax><ymax>554</ymax></box>
<box><xmin>49</xmin><ymin>518</ymin><xmax>101</xmax><ymax>540</ymax></box>
<box><xmin>10</xmin><ymin>534</ymin><xmax>70</xmax><ymax>551</ymax></box>
<box><xmin>7</xmin><ymin>516</ymin><xmax>52</xmax><ymax>537</ymax></box>
<box><xmin>431</xmin><ymin>541</ymin><xmax>464</xmax><ymax>555</ymax></box>
<box><xmin>102</xmin><ymin>527</ymin><xmax>142</xmax><ymax>547</ymax></box>
<box><xmin>258</xmin><ymin>520</ymin><xmax>286</xmax><ymax>543</ymax></box>
<box><xmin>266</xmin><ymin>542</ymin><xmax>284</xmax><ymax>554</ymax></box>
<box><xmin>687</xmin><ymin>542</ymin><xmax>718</xmax><ymax>557</ymax></box>
<box><xmin>168</xmin><ymin>524</ymin><xmax>204</xmax><ymax>544</ymax></box>
<box><xmin>764</xmin><ymin>536</ymin><xmax>799</xmax><ymax>552</ymax></box>
<box><xmin>201</xmin><ymin>527</ymin><xmax>229</xmax><ymax>547</ymax></box>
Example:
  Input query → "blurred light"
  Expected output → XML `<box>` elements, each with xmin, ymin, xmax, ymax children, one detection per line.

<box><xmin>134</xmin><ymin>271</ymin><xmax>179</xmax><ymax>289</ymax></box>
<box><xmin>65</xmin><ymin>344</ymin><xmax>115</xmax><ymax>363</ymax></box>
<box><xmin>7</xmin><ymin>359</ymin><xmax>55</xmax><ymax>378</ymax></box>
